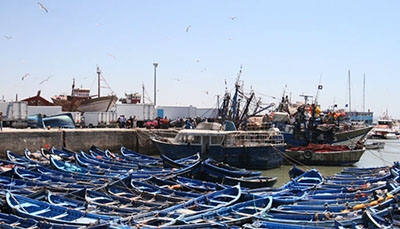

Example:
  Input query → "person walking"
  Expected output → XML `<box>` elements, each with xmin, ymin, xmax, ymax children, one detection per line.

<box><xmin>0</xmin><ymin>112</ymin><xmax>3</xmax><ymax>131</ymax></box>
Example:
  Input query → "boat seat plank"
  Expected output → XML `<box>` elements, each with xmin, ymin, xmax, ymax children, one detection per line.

<box><xmin>110</xmin><ymin>192</ymin><xmax>128</xmax><ymax>197</ymax></box>
<box><xmin>19</xmin><ymin>203</ymin><xmax>39</xmax><ymax>208</ymax></box>
<box><xmin>176</xmin><ymin>209</ymin><xmax>197</xmax><ymax>215</ymax></box>
<box><xmin>31</xmin><ymin>208</ymin><xmax>51</xmax><ymax>215</ymax></box>
<box><xmin>243</xmin><ymin>206</ymin><xmax>265</xmax><ymax>212</ymax></box>
<box><xmin>232</xmin><ymin>211</ymin><xmax>253</xmax><ymax>217</ymax></box>
<box><xmin>209</xmin><ymin>200</ymin><xmax>227</xmax><ymax>205</ymax></box>
<box><xmin>197</xmin><ymin>204</ymin><xmax>217</xmax><ymax>209</ymax></box>
<box><xmin>51</xmin><ymin>212</ymin><xmax>69</xmax><ymax>220</ymax></box>
<box><xmin>217</xmin><ymin>194</ymin><xmax>236</xmax><ymax>199</ymax></box>
<box><xmin>86</xmin><ymin>197</ymin><xmax>113</xmax><ymax>203</ymax></box>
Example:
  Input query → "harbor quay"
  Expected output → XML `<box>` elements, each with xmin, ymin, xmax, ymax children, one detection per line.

<box><xmin>0</xmin><ymin>128</ymin><xmax>177</xmax><ymax>158</ymax></box>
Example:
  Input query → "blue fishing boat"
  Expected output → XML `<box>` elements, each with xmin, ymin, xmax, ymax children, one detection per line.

<box><xmin>5</xmin><ymin>192</ymin><xmax>119</xmax><ymax>227</ymax></box>
<box><xmin>13</xmin><ymin>166</ymin><xmax>99</xmax><ymax>190</ymax></box>
<box><xmin>90</xmin><ymin>145</ymin><xmax>163</xmax><ymax>168</ymax></box>
<box><xmin>128</xmin><ymin>178</ymin><xmax>201</xmax><ymax>200</ymax></box>
<box><xmin>281</xmin><ymin>168</ymin><xmax>324</xmax><ymax>191</ymax></box>
<box><xmin>120</xmin><ymin>145</ymin><xmax>163</xmax><ymax>162</ymax></box>
<box><xmin>161</xmin><ymin>152</ymin><xmax>201</xmax><ymax>168</ymax></box>
<box><xmin>6</xmin><ymin>150</ymin><xmax>35</xmax><ymax>167</ymax></box>
<box><xmin>50</xmin><ymin>156</ymin><xmax>124</xmax><ymax>179</ymax></box>
<box><xmin>106</xmin><ymin>183</ymin><xmax>190</xmax><ymax>208</ymax></box>
<box><xmin>0</xmin><ymin>212</ymin><xmax>39</xmax><ymax>228</ymax></box>
<box><xmin>129</xmin><ymin>184</ymin><xmax>242</xmax><ymax>227</ymax></box>
<box><xmin>79</xmin><ymin>150</ymin><xmax>142</xmax><ymax>170</ymax></box>
<box><xmin>151</xmin><ymin>121</ymin><xmax>286</xmax><ymax>170</ymax></box>
<box><xmin>64</xmin><ymin>188</ymin><xmax>166</xmax><ymax>214</ymax></box>
<box><xmin>242</xmin><ymin>220</ymin><xmax>333</xmax><ymax>229</ymax></box>
<box><xmin>361</xmin><ymin>207</ymin><xmax>395</xmax><ymax>228</ymax></box>
<box><xmin>182</xmin><ymin>196</ymin><xmax>273</xmax><ymax>226</ymax></box>
<box><xmin>202</xmin><ymin>158</ymin><xmax>262</xmax><ymax>177</ymax></box>
<box><xmin>43</xmin><ymin>189</ymin><xmax>143</xmax><ymax>217</ymax></box>
<box><xmin>0</xmin><ymin>174</ymin><xmax>47</xmax><ymax>195</ymax></box>
<box><xmin>201</xmin><ymin>157</ymin><xmax>278</xmax><ymax>188</ymax></box>
<box><xmin>147</xmin><ymin>175</ymin><xmax>228</xmax><ymax>193</ymax></box>
<box><xmin>255</xmin><ymin>205</ymin><xmax>396</xmax><ymax>228</ymax></box>
<box><xmin>34</xmin><ymin>163</ymin><xmax>111</xmax><ymax>185</ymax></box>
<box><xmin>24</xmin><ymin>149</ymin><xmax>52</xmax><ymax>165</ymax></box>
<box><xmin>74</xmin><ymin>152</ymin><xmax>134</xmax><ymax>173</ymax></box>
<box><xmin>0</xmin><ymin>212</ymin><xmax>89</xmax><ymax>229</ymax></box>
<box><xmin>51</xmin><ymin>147</ymin><xmax>76</xmax><ymax>161</ymax></box>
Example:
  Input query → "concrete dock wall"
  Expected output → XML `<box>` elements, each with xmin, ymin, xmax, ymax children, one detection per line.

<box><xmin>63</xmin><ymin>129</ymin><xmax>137</xmax><ymax>152</ymax></box>
<box><xmin>0</xmin><ymin>129</ymin><xmax>63</xmax><ymax>156</ymax></box>
<box><xmin>0</xmin><ymin>128</ymin><xmax>179</xmax><ymax>158</ymax></box>
<box><xmin>0</xmin><ymin>128</ymin><xmax>143</xmax><ymax>158</ymax></box>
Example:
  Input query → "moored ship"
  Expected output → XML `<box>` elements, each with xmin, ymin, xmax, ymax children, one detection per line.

<box><xmin>51</xmin><ymin>67</ymin><xmax>117</xmax><ymax>112</ymax></box>
<box><xmin>151</xmin><ymin>121</ymin><xmax>286</xmax><ymax>170</ymax></box>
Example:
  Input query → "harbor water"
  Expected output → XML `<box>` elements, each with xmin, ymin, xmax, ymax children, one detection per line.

<box><xmin>264</xmin><ymin>139</ymin><xmax>400</xmax><ymax>187</ymax></box>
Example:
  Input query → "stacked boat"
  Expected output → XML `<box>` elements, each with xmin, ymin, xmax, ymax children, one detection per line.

<box><xmin>0</xmin><ymin>145</ymin><xmax>399</xmax><ymax>228</ymax></box>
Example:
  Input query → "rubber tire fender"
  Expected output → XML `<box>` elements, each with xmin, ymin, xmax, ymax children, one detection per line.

<box><xmin>303</xmin><ymin>150</ymin><xmax>312</xmax><ymax>159</ymax></box>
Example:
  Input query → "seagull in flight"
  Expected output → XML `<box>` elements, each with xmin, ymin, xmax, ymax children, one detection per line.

<box><xmin>186</xmin><ymin>25</ymin><xmax>191</xmax><ymax>32</ymax></box>
<box><xmin>39</xmin><ymin>75</ymin><xmax>52</xmax><ymax>84</ymax></box>
<box><xmin>4</xmin><ymin>36</ymin><xmax>12</xmax><ymax>40</ymax></box>
<box><xmin>37</xmin><ymin>2</ymin><xmax>48</xmax><ymax>13</ymax></box>
<box><xmin>21</xmin><ymin>73</ymin><xmax>30</xmax><ymax>80</ymax></box>
<box><xmin>107</xmin><ymin>53</ymin><xmax>116</xmax><ymax>59</ymax></box>
<box><xmin>230</xmin><ymin>17</ymin><xmax>237</xmax><ymax>20</ymax></box>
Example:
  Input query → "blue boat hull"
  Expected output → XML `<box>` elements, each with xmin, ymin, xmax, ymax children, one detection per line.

<box><xmin>152</xmin><ymin>139</ymin><xmax>285</xmax><ymax>170</ymax></box>
<box><xmin>211</xmin><ymin>145</ymin><xmax>285</xmax><ymax>170</ymax></box>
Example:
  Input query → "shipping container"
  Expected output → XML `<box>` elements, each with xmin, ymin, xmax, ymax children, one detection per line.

<box><xmin>0</xmin><ymin>101</ymin><xmax>28</xmax><ymax>128</ymax></box>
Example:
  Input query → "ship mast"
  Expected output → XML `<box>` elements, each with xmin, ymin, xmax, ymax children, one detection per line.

<box><xmin>348</xmin><ymin>70</ymin><xmax>351</xmax><ymax>112</ymax></box>
<box><xmin>363</xmin><ymin>74</ymin><xmax>365</xmax><ymax>113</ymax></box>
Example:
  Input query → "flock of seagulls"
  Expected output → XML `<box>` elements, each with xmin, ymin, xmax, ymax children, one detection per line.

<box><xmin>21</xmin><ymin>73</ymin><xmax>53</xmax><ymax>85</ymax></box>
<box><xmin>7</xmin><ymin>2</ymin><xmax>238</xmax><ymax>97</ymax></box>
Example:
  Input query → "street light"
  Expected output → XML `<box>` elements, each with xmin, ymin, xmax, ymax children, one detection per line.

<box><xmin>153</xmin><ymin>63</ymin><xmax>158</xmax><ymax>106</ymax></box>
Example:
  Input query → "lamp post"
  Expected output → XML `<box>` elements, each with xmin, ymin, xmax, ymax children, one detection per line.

<box><xmin>153</xmin><ymin>63</ymin><xmax>158</xmax><ymax>106</ymax></box>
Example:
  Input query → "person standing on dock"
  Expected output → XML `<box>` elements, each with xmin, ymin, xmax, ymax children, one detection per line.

<box><xmin>0</xmin><ymin>112</ymin><xmax>3</xmax><ymax>131</ymax></box>
<box><xmin>132</xmin><ymin>115</ymin><xmax>137</xmax><ymax>128</ymax></box>
<box><xmin>118</xmin><ymin>115</ymin><xmax>127</xmax><ymax>128</ymax></box>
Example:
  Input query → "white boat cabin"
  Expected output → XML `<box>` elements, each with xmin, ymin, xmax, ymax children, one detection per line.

<box><xmin>171</xmin><ymin>121</ymin><xmax>285</xmax><ymax>154</ymax></box>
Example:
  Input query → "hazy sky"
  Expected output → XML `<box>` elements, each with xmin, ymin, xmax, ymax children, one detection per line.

<box><xmin>1</xmin><ymin>1</ymin><xmax>399</xmax><ymax>118</ymax></box>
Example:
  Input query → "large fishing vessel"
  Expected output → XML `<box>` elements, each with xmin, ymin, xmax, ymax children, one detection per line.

<box><xmin>151</xmin><ymin>121</ymin><xmax>286</xmax><ymax>170</ymax></box>
<box><xmin>51</xmin><ymin>67</ymin><xmax>117</xmax><ymax>112</ymax></box>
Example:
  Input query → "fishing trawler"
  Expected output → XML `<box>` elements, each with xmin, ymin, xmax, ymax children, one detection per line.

<box><xmin>51</xmin><ymin>67</ymin><xmax>117</xmax><ymax>112</ymax></box>
<box><xmin>368</xmin><ymin>119</ymin><xmax>399</xmax><ymax>139</ymax></box>
<box><xmin>151</xmin><ymin>121</ymin><xmax>286</xmax><ymax>170</ymax></box>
